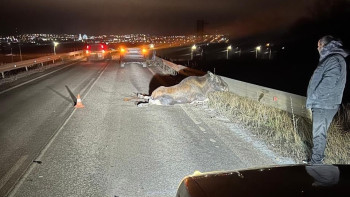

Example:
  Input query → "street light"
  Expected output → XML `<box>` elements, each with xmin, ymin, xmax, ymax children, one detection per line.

<box><xmin>227</xmin><ymin>45</ymin><xmax>232</xmax><ymax>59</ymax></box>
<box><xmin>191</xmin><ymin>44</ymin><xmax>196</xmax><ymax>60</ymax></box>
<box><xmin>266</xmin><ymin>43</ymin><xmax>272</xmax><ymax>60</ymax></box>
<box><xmin>53</xmin><ymin>41</ymin><xmax>59</xmax><ymax>55</ymax></box>
<box><xmin>235</xmin><ymin>47</ymin><xmax>241</xmax><ymax>57</ymax></box>
<box><xmin>255</xmin><ymin>45</ymin><xmax>261</xmax><ymax>59</ymax></box>
<box><xmin>150</xmin><ymin>44</ymin><xmax>155</xmax><ymax>60</ymax></box>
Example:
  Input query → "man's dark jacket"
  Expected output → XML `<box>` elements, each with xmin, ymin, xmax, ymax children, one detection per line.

<box><xmin>306</xmin><ymin>40</ymin><xmax>349</xmax><ymax>109</ymax></box>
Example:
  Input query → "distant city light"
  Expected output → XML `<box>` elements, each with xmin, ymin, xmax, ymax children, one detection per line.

<box><xmin>0</xmin><ymin>33</ymin><xmax>230</xmax><ymax>49</ymax></box>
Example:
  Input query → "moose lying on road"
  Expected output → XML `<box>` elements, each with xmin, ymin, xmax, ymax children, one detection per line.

<box><xmin>137</xmin><ymin>71</ymin><xmax>229</xmax><ymax>106</ymax></box>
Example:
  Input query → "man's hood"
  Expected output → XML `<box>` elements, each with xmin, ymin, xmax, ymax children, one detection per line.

<box><xmin>319</xmin><ymin>40</ymin><xmax>349</xmax><ymax>61</ymax></box>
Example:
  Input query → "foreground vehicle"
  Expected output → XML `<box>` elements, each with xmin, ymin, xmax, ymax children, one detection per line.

<box><xmin>119</xmin><ymin>47</ymin><xmax>148</xmax><ymax>67</ymax></box>
<box><xmin>176</xmin><ymin>164</ymin><xmax>350</xmax><ymax>197</ymax></box>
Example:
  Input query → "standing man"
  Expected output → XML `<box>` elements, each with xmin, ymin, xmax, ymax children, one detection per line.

<box><xmin>305</xmin><ymin>35</ymin><xmax>348</xmax><ymax>164</ymax></box>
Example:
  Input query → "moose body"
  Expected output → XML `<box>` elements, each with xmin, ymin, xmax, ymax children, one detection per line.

<box><xmin>139</xmin><ymin>71</ymin><xmax>229</xmax><ymax>106</ymax></box>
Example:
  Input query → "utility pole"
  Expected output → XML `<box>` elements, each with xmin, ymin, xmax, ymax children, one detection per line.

<box><xmin>11</xmin><ymin>47</ymin><xmax>13</xmax><ymax>62</ymax></box>
<box><xmin>196</xmin><ymin>20</ymin><xmax>208</xmax><ymax>43</ymax></box>
<box><xmin>19</xmin><ymin>40</ymin><xmax>22</xmax><ymax>61</ymax></box>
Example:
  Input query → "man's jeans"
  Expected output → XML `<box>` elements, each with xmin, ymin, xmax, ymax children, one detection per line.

<box><xmin>311</xmin><ymin>107</ymin><xmax>339</xmax><ymax>164</ymax></box>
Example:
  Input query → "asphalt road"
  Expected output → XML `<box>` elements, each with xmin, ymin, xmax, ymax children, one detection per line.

<box><xmin>1</xmin><ymin>60</ymin><xmax>294</xmax><ymax>197</ymax></box>
<box><xmin>0</xmin><ymin>60</ymin><xmax>109</xmax><ymax>196</ymax></box>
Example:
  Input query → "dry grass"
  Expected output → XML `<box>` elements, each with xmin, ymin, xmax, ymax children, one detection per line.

<box><xmin>208</xmin><ymin>91</ymin><xmax>350</xmax><ymax>164</ymax></box>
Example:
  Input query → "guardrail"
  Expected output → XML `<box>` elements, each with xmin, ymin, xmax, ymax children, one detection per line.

<box><xmin>0</xmin><ymin>50</ymin><xmax>85</xmax><ymax>79</ymax></box>
<box><xmin>161</xmin><ymin>58</ymin><xmax>205</xmax><ymax>76</ymax></box>
<box><xmin>159</xmin><ymin>57</ymin><xmax>310</xmax><ymax>119</ymax></box>
<box><xmin>222</xmin><ymin>76</ymin><xmax>310</xmax><ymax>119</ymax></box>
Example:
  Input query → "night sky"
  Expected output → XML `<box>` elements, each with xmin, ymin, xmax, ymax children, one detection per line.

<box><xmin>1</xmin><ymin>0</ymin><xmax>317</xmax><ymax>37</ymax></box>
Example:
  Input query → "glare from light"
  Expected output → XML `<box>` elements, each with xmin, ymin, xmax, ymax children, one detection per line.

<box><xmin>53</xmin><ymin>41</ymin><xmax>59</xmax><ymax>55</ymax></box>
<box><xmin>191</xmin><ymin>45</ymin><xmax>197</xmax><ymax>50</ymax></box>
<box><xmin>256</xmin><ymin>46</ymin><xmax>261</xmax><ymax>51</ymax></box>
<box><xmin>227</xmin><ymin>45</ymin><xmax>232</xmax><ymax>50</ymax></box>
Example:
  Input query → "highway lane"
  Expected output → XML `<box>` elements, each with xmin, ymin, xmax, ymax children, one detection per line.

<box><xmin>0</xmin><ymin>60</ymin><xmax>110</xmax><ymax>196</ymax></box>
<box><xmin>5</xmin><ymin>61</ymin><xmax>292</xmax><ymax>197</ymax></box>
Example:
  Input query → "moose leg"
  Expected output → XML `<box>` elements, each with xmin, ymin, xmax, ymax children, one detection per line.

<box><xmin>137</xmin><ymin>93</ymin><xmax>151</xmax><ymax>99</ymax></box>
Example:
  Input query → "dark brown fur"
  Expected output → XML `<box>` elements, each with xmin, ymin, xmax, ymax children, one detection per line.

<box><xmin>140</xmin><ymin>71</ymin><xmax>228</xmax><ymax>106</ymax></box>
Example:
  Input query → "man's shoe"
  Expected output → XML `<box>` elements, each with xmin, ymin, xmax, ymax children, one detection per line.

<box><xmin>302</xmin><ymin>159</ymin><xmax>324</xmax><ymax>165</ymax></box>
<box><xmin>302</xmin><ymin>159</ymin><xmax>311</xmax><ymax>164</ymax></box>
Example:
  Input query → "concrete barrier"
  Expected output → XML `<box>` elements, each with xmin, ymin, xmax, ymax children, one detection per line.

<box><xmin>159</xmin><ymin>58</ymin><xmax>310</xmax><ymax>119</ymax></box>
<box><xmin>222</xmin><ymin>76</ymin><xmax>310</xmax><ymax>119</ymax></box>
<box><xmin>161</xmin><ymin>59</ymin><xmax>205</xmax><ymax>76</ymax></box>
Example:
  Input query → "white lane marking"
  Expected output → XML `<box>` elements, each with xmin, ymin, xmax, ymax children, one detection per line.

<box><xmin>180</xmin><ymin>105</ymin><xmax>201</xmax><ymax>124</ymax></box>
<box><xmin>0</xmin><ymin>155</ymin><xmax>28</xmax><ymax>191</ymax></box>
<box><xmin>7</xmin><ymin>62</ymin><xmax>109</xmax><ymax>197</ymax></box>
<box><xmin>81</xmin><ymin>63</ymin><xmax>109</xmax><ymax>99</ymax></box>
<box><xmin>80</xmin><ymin>78</ymin><xmax>95</xmax><ymax>96</ymax></box>
<box><xmin>147</xmin><ymin>67</ymin><xmax>157</xmax><ymax>76</ymax></box>
<box><xmin>8</xmin><ymin>106</ymin><xmax>78</xmax><ymax>197</ymax></box>
<box><xmin>199</xmin><ymin>126</ymin><xmax>206</xmax><ymax>132</ymax></box>
<box><xmin>0</xmin><ymin>62</ymin><xmax>79</xmax><ymax>95</ymax></box>
<box><xmin>79</xmin><ymin>62</ymin><xmax>107</xmax><ymax>96</ymax></box>
<box><xmin>210</xmin><ymin>138</ymin><xmax>216</xmax><ymax>143</ymax></box>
